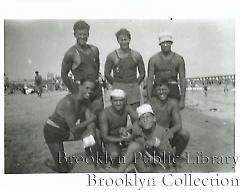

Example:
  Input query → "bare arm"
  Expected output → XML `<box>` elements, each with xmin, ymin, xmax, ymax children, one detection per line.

<box><xmin>104</xmin><ymin>54</ymin><xmax>114</xmax><ymax>85</ymax></box>
<box><xmin>75</xmin><ymin>108</ymin><xmax>96</xmax><ymax>133</ymax></box>
<box><xmin>58</xmin><ymin>100</ymin><xmax>78</xmax><ymax>134</ymax></box>
<box><xmin>99</xmin><ymin>111</ymin><xmax>123</xmax><ymax>143</ymax></box>
<box><xmin>59</xmin><ymin>101</ymin><xmax>95</xmax><ymax>135</ymax></box>
<box><xmin>136</xmin><ymin>54</ymin><xmax>145</xmax><ymax>85</ymax></box>
<box><xmin>170</xmin><ymin>100</ymin><xmax>182</xmax><ymax>134</ymax></box>
<box><xmin>178</xmin><ymin>57</ymin><xmax>186</xmax><ymax>102</ymax></box>
<box><xmin>147</xmin><ymin>58</ymin><xmax>155</xmax><ymax>100</ymax></box>
<box><xmin>61</xmin><ymin>51</ymin><xmax>74</xmax><ymax>93</ymax></box>
<box><xmin>126</xmin><ymin>105</ymin><xmax>138</xmax><ymax>126</ymax></box>
<box><xmin>91</xmin><ymin>46</ymin><xmax>100</xmax><ymax>72</ymax></box>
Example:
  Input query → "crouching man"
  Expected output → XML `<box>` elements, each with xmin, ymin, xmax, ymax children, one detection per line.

<box><xmin>99</xmin><ymin>89</ymin><xmax>138</xmax><ymax>167</ymax></box>
<box><xmin>43</xmin><ymin>77</ymin><xmax>103</xmax><ymax>172</ymax></box>
<box><xmin>148</xmin><ymin>79</ymin><xmax>190</xmax><ymax>158</ymax></box>
<box><xmin>107</xmin><ymin>104</ymin><xmax>175</xmax><ymax>172</ymax></box>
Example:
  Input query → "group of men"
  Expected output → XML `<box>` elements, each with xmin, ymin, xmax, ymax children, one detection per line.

<box><xmin>43</xmin><ymin>20</ymin><xmax>190</xmax><ymax>173</ymax></box>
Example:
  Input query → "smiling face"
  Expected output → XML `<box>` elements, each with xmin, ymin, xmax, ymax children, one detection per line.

<box><xmin>155</xmin><ymin>84</ymin><xmax>170</xmax><ymax>101</ymax></box>
<box><xmin>74</xmin><ymin>28</ymin><xmax>89</xmax><ymax>46</ymax></box>
<box><xmin>111</xmin><ymin>96</ymin><xmax>127</xmax><ymax>112</ymax></box>
<box><xmin>160</xmin><ymin>41</ymin><xmax>172</xmax><ymax>53</ymax></box>
<box><xmin>117</xmin><ymin>34</ymin><xmax>130</xmax><ymax>50</ymax></box>
<box><xmin>79</xmin><ymin>80</ymin><xmax>95</xmax><ymax>100</ymax></box>
<box><xmin>139</xmin><ymin>112</ymin><xmax>156</xmax><ymax>130</ymax></box>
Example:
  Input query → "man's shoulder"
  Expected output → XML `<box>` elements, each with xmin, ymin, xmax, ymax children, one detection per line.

<box><xmin>131</xmin><ymin>49</ymin><xmax>143</xmax><ymax>59</ymax></box>
<box><xmin>147</xmin><ymin>97</ymin><xmax>156</xmax><ymax>105</ymax></box>
<box><xmin>106</xmin><ymin>50</ymin><xmax>119</xmax><ymax>64</ymax></box>
<box><xmin>89</xmin><ymin>44</ymin><xmax>99</xmax><ymax>53</ymax></box>
<box><xmin>100</xmin><ymin>106</ymin><xmax>111</xmax><ymax>117</ymax></box>
<box><xmin>65</xmin><ymin>45</ymin><xmax>77</xmax><ymax>57</ymax></box>
<box><xmin>173</xmin><ymin>52</ymin><xmax>184</xmax><ymax>61</ymax></box>
<box><xmin>168</xmin><ymin>98</ymin><xmax>179</xmax><ymax>107</ymax></box>
<box><xmin>57</xmin><ymin>95</ymin><xmax>74</xmax><ymax>110</ymax></box>
<box><xmin>106</xmin><ymin>50</ymin><xmax>117</xmax><ymax>59</ymax></box>
<box><xmin>149</xmin><ymin>52</ymin><xmax>160</xmax><ymax>62</ymax></box>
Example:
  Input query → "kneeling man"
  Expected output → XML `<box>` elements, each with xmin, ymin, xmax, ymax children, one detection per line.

<box><xmin>43</xmin><ymin>77</ymin><xmax>102</xmax><ymax>172</ymax></box>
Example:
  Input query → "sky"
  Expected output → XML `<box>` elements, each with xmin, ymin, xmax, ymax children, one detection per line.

<box><xmin>4</xmin><ymin>19</ymin><xmax>235</xmax><ymax>80</ymax></box>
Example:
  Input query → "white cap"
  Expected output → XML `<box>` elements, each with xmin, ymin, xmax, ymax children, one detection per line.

<box><xmin>136</xmin><ymin>104</ymin><xmax>154</xmax><ymax>118</ymax></box>
<box><xmin>110</xmin><ymin>89</ymin><xmax>126</xmax><ymax>98</ymax></box>
<box><xmin>158</xmin><ymin>32</ymin><xmax>173</xmax><ymax>44</ymax></box>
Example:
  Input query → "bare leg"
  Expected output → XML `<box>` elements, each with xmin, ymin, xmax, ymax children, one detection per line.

<box><xmin>46</xmin><ymin>143</ymin><xmax>73</xmax><ymax>173</ymax></box>
<box><xmin>129</xmin><ymin>102</ymin><xmax>140</xmax><ymax>124</ymax></box>
<box><xmin>117</xmin><ymin>142</ymin><xmax>143</xmax><ymax>172</ymax></box>
<box><xmin>171</xmin><ymin>129</ymin><xmax>190</xmax><ymax>156</ymax></box>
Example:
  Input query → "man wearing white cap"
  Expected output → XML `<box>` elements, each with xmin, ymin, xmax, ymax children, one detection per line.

<box><xmin>104</xmin><ymin>104</ymin><xmax>174</xmax><ymax>172</ymax></box>
<box><xmin>99</xmin><ymin>88</ymin><xmax>138</xmax><ymax>167</ymax></box>
<box><xmin>147</xmin><ymin>32</ymin><xmax>186</xmax><ymax>110</ymax></box>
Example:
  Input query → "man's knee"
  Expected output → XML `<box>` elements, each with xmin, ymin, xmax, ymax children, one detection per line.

<box><xmin>106</xmin><ymin>144</ymin><xmax>121</xmax><ymax>159</ymax></box>
<box><xmin>178</xmin><ymin>129</ymin><xmax>190</xmax><ymax>142</ymax></box>
<box><xmin>128</xmin><ymin>142</ymin><xmax>143</xmax><ymax>152</ymax></box>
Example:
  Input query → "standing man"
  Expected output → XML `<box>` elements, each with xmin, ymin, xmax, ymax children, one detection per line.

<box><xmin>61</xmin><ymin>20</ymin><xmax>103</xmax><ymax>120</ymax></box>
<box><xmin>99</xmin><ymin>89</ymin><xmax>138</xmax><ymax>167</ymax></box>
<box><xmin>147</xmin><ymin>32</ymin><xmax>186</xmax><ymax>109</ymax></box>
<box><xmin>43</xmin><ymin>78</ymin><xmax>102</xmax><ymax>172</ymax></box>
<box><xmin>104</xmin><ymin>28</ymin><xmax>145</xmax><ymax>111</ymax></box>
<box><xmin>35</xmin><ymin>71</ymin><xmax>43</xmax><ymax>97</ymax></box>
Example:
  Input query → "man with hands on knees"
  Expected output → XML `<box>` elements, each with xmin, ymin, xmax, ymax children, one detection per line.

<box><xmin>99</xmin><ymin>89</ymin><xmax>138</xmax><ymax>167</ymax></box>
<box><xmin>43</xmin><ymin>77</ymin><xmax>103</xmax><ymax>173</ymax></box>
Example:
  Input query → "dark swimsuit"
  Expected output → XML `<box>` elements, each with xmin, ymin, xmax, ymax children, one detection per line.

<box><xmin>153</xmin><ymin>52</ymin><xmax>180</xmax><ymax>100</ymax></box>
<box><xmin>71</xmin><ymin>45</ymin><xmax>102</xmax><ymax>101</ymax></box>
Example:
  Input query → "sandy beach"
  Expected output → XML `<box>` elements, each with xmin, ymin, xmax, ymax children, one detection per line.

<box><xmin>4</xmin><ymin>87</ymin><xmax>235</xmax><ymax>173</ymax></box>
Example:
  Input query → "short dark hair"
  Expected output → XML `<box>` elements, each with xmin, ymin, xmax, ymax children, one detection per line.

<box><xmin>35</xmin><ymin>71</ymin><xmax>39</xmax><ymax>74</ymax></box>
<box><xmin>80</xmin><ymin>77</ymin><xmax>96</xmax><ymax>85</ymax></box>
<box><xmin>153</xmin><ymin>79</ymin><xmax>170</xmax><ymax>89</ymax></box>
<box><xmin>115</xmin><ymin>28</ymin><xmax>131</xmax><ymax>40</ymax></box>
<box><xmin>73</xmin><ymin>20</ymin><xmax>90</xmax><ymax>32</ymax></box>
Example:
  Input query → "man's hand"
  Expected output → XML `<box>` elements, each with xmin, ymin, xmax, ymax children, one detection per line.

<box><xmin>68</xmin><ymin>132</ymin><xmax>75</xmax><ymax>140</ymax></box>
<box><xmin>132</xmin><ymin>125</ymin><xmax>142</xmax><ymax>136</ymax></box>
<box><xmin>144</xmin><ymin>138</ymin><xmax>156</xmax><ymax>149</ymax></box>
<box><xmin>120</xmin><ymin>128</ymin><xmax>133</xmax><ymax>142</ymax></box>
<box><xmin>164</xmin><ymin>128</ymin><xmax>174</xmax><ymax>139</ymax></box>
<box><xmin>119</xmin><ymin>127</ymin><xmax>128</xmax><ymax>136</ymax></box>
<box><xmin>179</xmin><ymin>98</ymin><xmax>185</xmax><ymax>110</ymax></box>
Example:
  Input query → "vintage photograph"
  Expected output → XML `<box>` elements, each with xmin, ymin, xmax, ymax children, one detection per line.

<box><xmin>4</xmin><ymin>19</ymin><xmax>235</xmax><ymax>173</ymax></box>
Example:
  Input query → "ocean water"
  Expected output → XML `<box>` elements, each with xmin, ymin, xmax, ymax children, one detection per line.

<box><xmin>186</xmin><ymin>85</ymin><xmax>235</xmax><ymax>122</ymax></box>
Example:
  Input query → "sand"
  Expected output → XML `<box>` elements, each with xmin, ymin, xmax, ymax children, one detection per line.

<box><xmin>4</xmin><ymin>87</ymin><xmax>235</xmax><ymax>173</ymax></box>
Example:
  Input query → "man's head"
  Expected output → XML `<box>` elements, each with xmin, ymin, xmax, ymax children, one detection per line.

<box><xmin>35</xmin><ymin>71</ymin><xmax>39</xmax><ymax>75</ymax></box>
<box><xmin>158</xmin><ymin>32</ymin><xmax>173</xmax><ymax>53</ymax></box>
<box><xmin>137</xmin><ymin>104</ymin><xmax>156</xmax><ymax>130</ymax></box>
<box><xmin>110</xmin><ymin>89</ymin><xmax>127</xmax><ymax>111</ymax></box>
<box><xmin>116</xmin><ymin>28</ymin><xmax>131</xmax><ymax>50</ymax></box>
<box><xmin>73</xmin><ymin>20</ymin><xmax>90</xmax><ymax>46</ymax></box>
<box><xmin>77</xmin><ymin>77</ymin><xmax>96</xmax><ymax>100</ymax></box>
<box><xmin>154</xmin><ymin>79</ymin><xmax>170</xmax><ymax>101</ymax></box>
